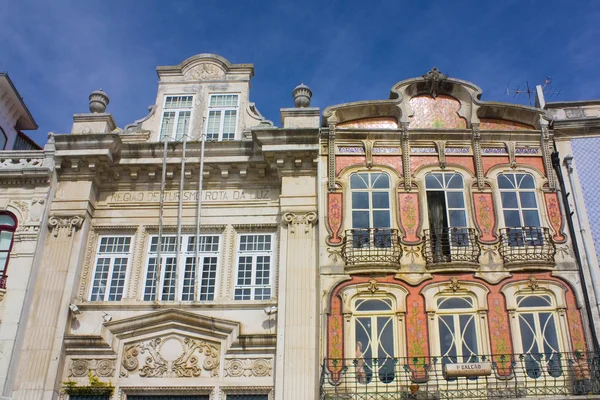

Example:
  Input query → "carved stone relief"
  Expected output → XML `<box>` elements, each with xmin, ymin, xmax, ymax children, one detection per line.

<box><xmin>120</xmin><ymin>335</ymin><xmax>220</xmax><ymax>378</ymax></box>
<box><xmin>0</xmin><ymin>158</ymin><xmax>43</xmax><ymax>168</ymax></box>
<box><xmin>224</xmin><ymin>358</ymin><xmax>272</xmax><ymax>378</ymax></box>
<box><xmin>69</xmin><ymin>358</ymin><xmax>116</xmax><ymax>377</ymax></box>
<box><xmin>185</xmin><ymin>63</ymin><xmax>225</xmax><ymax>81</ymax></box>
<box><xmin>283</xmin><ymin>212</ymin><xmax>317</xmax><ymax>234</ymax></box>
<box><xmin>48</xmin><ymin>215</ymin><xmax>85</xmax><ymax>237</ymax></box>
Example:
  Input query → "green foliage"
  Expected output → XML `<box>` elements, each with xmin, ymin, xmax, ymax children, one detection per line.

<box><xmin>62</xmin><ymin>370</ymin><xmax>114</xmax><ymax>397</ymax></box>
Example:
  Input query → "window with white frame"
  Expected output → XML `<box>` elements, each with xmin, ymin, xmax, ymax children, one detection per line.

<box><xmin>435</xmin><ymin>296</ymin><xmax>481</xmax><ymax>366</ymax></box>
<box><xmin>206</xmin><ymin>94</ymin><xmax>239</xmax><ymax>141</ymax></box>
<box><xmin>234</xmin><ymin>234</ymin><xmax>274</xmax><ymax>300</ymax></box>
<box><xmin>90</xmin><ymin>236</ymin><xmax>133</xmax><ymax>301</ymax></box>
<box><xmin>352</xmin><ymin>297</ymin><xmax>397</xmax><ymax>384</ymax></box>
<box><xmin>159</xmin><ymin>95</ymin><xmax>193</xmax><ymax>141</ymax></box>
<box><xmin>143</xmin><ymin>234</ymin><xmax>220</xmax><ymax>301</ymax></box>
<box><xmin>498</xmin><ymin>173</ymin><xmax>540</xmax><ymax>228</ymax></box>
<box><xmin>514</xmin><ymin>294</ymin><xmax>564</xmax><ymax>378</ymax></box>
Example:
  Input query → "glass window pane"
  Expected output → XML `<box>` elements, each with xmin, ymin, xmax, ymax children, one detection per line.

<box><xmin>426</xmin><ymin>174</ymin><xmax>443</xmax><ymax>189</ymax></box>
<box><xmin>373</xmin><ymin>211</ymin><xmax>390</xmax><ymax>228</ymax></box>
<box><xmin>352</xmin><ymin>211</ymin><xmax>370</xmax><ymax>229</ymax></box>
<box><xmin>438</xmin><ymin>297</ymin><xmax>473</xmax><ymax>309</ymax></box>
<box><xmin>352</xmin><ymin>192</ymin><xmax>369</xmax><ymax>209</ymax></box>
<box><xmin>439</xmin><ymin>315</ymin><xmax>456</xmax><ymax>359</ymax></box>
<box><xmin>523</xmin><ymin>211</ymin><xmax>541</xmax><ymax>227</ymax></box>
<box><xmin>517</xmin><ymin>295</ymin><xmax>552</xmax><ymax>308</ymax></box>
<box><xmin>222</xmin><ymin>110</ymin><xmax>236</xmax><ymax>140</ymax></box>
<box><xmin>371</xmin><ymin>173</ymin><xmax>390</xmax><ymax>189</ymax></box>
<box><xmin>540</xmin><ymin>313</ymin><xmax>561</xmax><ymax>354</ymax></box>
<box><xmin>350</xmin><ymin>173</ymin><xmax>368</xmax><ymax>189</ymax></box>
<box><xmin>206</xmin><ymin>111</ymin><xmax>221</xmax><ymax>140</ymax></box>
<box><xmin>446</xmin><ymin>192</ymin><xmax>464</xmax><ymax>209</ymax></box>
<box><xmin>449</xmin><ymin>210</ymin><xmax>467</xmax><ymax>227</ymax></box>
<box><xmin>518</xmin><ymin>174</ymin><xmax>536</xmax><ymax>189</ymax></box>
<box><xmin>0</xmin><ymin>215</ymin><xmax>16</xmax><ymax>227</ymax></box>
<box><xmin>0</xmin><ymin>231</ymin><xmax>13</xmax><ymax>251</ymax></box>
<box><xmin>519</xmin><ymin>313</ymin><xmax>538</xmax><ymax>353</ymax></box>
<box><xmin>445</xmin><ymin>173</ymin><xmax>463</xmax><ymax>189</ymax></box>
<box><xmin>501</xmin><ymin>192</ymin><xmax>518</xmax><ymax>209</ymax></box>
<box><xmin>459</xmin><ymin>315</ymin><xmax>479</xmax><ymax>359</ymax></box>
<box><xmin>356</xmin><ymin>299</ymin><xmax>393</xmax><ymax>311</ymax></box>
<box><xmin>520</xmin><ymin>192</ymin><xmax>538</xmax><ymax>208</ymax></box>
<box><xmin>200</xmin><ymin>256</ymin><xmax>218</xmax><ymax>301</ymax></box>
<box><xmin>371</xmin><ymin>192</ymin><xmax>389</xmax><ymax>209</ymax></box>
<box><xmin>504</xmin><ymin>210</ymin><xmax>522</xmax><ymax>227</ymax></box>
<box><xmin>498</xmin><ymin>174</ymin><xmax>516</xmax><ymax>189</ymax></box>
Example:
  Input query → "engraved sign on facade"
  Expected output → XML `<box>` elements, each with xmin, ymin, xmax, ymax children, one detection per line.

<box><xmin>444</xmin><ymin>362</ymin><xmax>492</xmax><ymax>378</ymax></box>
<box><xmin>104</xmin><ymin>189</ymin><xmax>278</xmax><ymax>204</ymax></box>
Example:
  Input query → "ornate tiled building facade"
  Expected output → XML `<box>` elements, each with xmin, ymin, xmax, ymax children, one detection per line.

<box><xmin>1</xmin><ymin>57</ymin><xmax>600</xmax><ymax>400</ymax></box>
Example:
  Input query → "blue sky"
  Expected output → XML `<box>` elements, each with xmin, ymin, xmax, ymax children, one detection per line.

<box><xmin>1</xmin><ymin>0</ymin><xmax>599</xmax><ymax>146</ymax></box>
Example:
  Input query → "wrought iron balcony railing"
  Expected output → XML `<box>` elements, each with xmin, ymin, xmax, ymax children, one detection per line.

<box><xmin>423</xmin><ymin>228</ymin><xmax>480</xmax><ymax>266</ymax></box>
<box><xmin>341</xmin><ymin>228</ymin><xmax>402</xmax><ymax>266</ymax></box>
<box><xmin>321</xmin><ymin>353</ymin><xmax>600</xmax><ymax>400</ymax></box>
<box><xmin>499</xmin><ymin>227</ymin><xmax>555</xmax><ymax>265</ymax></box>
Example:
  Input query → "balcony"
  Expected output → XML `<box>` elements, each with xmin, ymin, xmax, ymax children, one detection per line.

<box><xmin>499</xmin><ymin>227</ymin><xmax>555</xmax><ymax>267</ymax></box>
<box><xmin>321</xmin><ymin>353</ymin><xmax>600</xmax><ymax>400</ymax></box>
<box><xmin>341</xmin><ymin>228</ymin><xmax>402</xmax><ymax>270</ymax></box>
<box><xmin>423</xmin><ymin>228</ymin><xmax>480</xmax><ymax>268</ymax></box>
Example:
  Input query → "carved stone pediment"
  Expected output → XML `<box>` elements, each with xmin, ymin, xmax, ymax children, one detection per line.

<box><xmin>120</xmin><ymin>334</ymin><xmax>220</xmax><ymax>378</ymax></box>
<box><xmin>184</xmin><ymin>63</ymin><xmax>225</xmax><ymax>81</ymax></box>
<box><xmin>104</xmin><ymin>308</ymin><xmax>240</xmax><ymax>341</ymax></box>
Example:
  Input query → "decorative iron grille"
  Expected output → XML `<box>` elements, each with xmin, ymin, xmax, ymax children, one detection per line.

<box><xmin>423</xmin><ymin>228</ymin><xmax>480</xmax><ymax>265</ymax></box>
<box><xmin>341</xmin><ymin>229</ymin><xmax>402</xmax><ymax>266</ymax></box>
<box><xmin>499</xmin><ymin>227</ymin><xmax>555</xmax><ymax>264</ymax></box>
<box><xmin>321</xmin><ymin>353</ymin><xmax>600</xmax><ymax>400</ymax></box>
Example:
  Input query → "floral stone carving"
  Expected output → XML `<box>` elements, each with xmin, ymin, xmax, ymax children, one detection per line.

<box><xmin>224</xmin><ymin>358</ymin><xmax>272</xmax><ymax>377</ymax></box>
<box><xmin>120</xmin><ymin>335</ymin><xmax>220</xmax><ymax>378</ymax></box>
<box><xmin>69</xmin><ymin>359</ymin><xmax>116</xmax><ymax>377</ymax></box>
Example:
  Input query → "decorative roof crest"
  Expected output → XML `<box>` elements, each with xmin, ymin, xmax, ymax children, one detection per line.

<box><xmin>422</xmin><ymin>67</ymin><xmax>448</xmax><ymax>98</ymax></box>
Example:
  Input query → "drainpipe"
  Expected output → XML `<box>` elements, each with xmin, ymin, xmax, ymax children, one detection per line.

<box><xmin>552</xmin><ymin>151</ymin><xmax>600</xmax><ymax>350</ymax></box>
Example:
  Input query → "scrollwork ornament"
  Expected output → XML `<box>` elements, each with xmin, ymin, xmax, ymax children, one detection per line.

<box><xmin>283</xmin><ymin>212</ymin><xmax>317</xmax><ymax>234</ymax></box>
<box><xmin>48</xmin><ymin>215</ymin><xmax>84</xmax><ymax>237</ymax></box>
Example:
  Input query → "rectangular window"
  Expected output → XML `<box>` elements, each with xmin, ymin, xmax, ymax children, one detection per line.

<box><xmin>206</xmin><ymin>94</ymin><xmax>239</xmax><ymax>141</ymax></box>
<box><xmin>234</xmin><ymin>234</ymin><xmax>274</xmax><ymax>300</ymax></box>
<box><xmin>143</xmin><ymin>234</ymin><xmax>220</xmax><ymax>301</ymax></box>
<box><xmin>160</xmin><ymin>95</ymin><xmax>193</xmax><ymax>141</ymax></box>
<box><xmin>90</xmin><ymin>236</ymin><xmax>133</xmax><ymax>301</ymax></box>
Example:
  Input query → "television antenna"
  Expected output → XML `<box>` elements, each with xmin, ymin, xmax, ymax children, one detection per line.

<box><xmin>506</xmin><ymin>77</ymin><xmax>561</xmax><ymax>106</ymax></box>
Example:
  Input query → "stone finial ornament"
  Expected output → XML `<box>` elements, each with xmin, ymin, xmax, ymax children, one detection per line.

<box><xmin>292</xmin><ymin>83</ymin><xmax>312</xmax><ymax>108</ymax></box>
<box><xmin>422</xmin><ymin>67</ymin><xmax>448</xmax><ymax>98</ymax></box>
<box><xmin>89</xmin><ymin>89</ymin><xmax>109</xmax><ymax>113</ymax></box>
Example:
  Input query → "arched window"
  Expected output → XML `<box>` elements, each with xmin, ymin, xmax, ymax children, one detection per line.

<box><xmin>435</xmin><ymin>296</ymin><xmax>481</xmax><ymax>366</ymax></box>
<box><xmin>425</xmin><ymin>172</ymin><xmax>471</xmax><ymax>262</ymax></box>
<box><xmin>498</xmin><ymin>173</ymin><xmax>540</xmax><ymax>228</ymax></box>
<box><xmin>352</xmin><ymin>297</ymin><xmax>396</xmax><ymax>384</ymax></box>
<box><xmin>0</xmin><ymin>212</ymin><xmax>17</xmax><ymax>288</ymax></box>
<box><xmin>498</xmin><ymin>173</ymin><xmax>543</xmax><ymax>246</ymax></box>
<box><xmin>350</xmin><ymin>172</ymin><xmax>392</xmax><ymax>248</ymax></box>
<box><xmin>514</xmin><ymin>294</ymin><xmax>564</xmax><ymax>379</ymax></box>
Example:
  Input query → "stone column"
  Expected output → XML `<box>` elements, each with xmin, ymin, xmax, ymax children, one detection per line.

<box><xmin>277</xmin><ymin>211</ymin><xmax>318</xmax><ymax>400</ymax></box>
<box><xmin>12</xmin><ymin>182</ymin><xmax>94</xmax><ymax>400</ymax></box>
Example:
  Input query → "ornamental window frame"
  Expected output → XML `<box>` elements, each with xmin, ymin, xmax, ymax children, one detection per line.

<box><xmin>0</xmin><ymin>212</ymin><xmax>17</xmax><ymax>288</ymax></box>
<box><xmin>206</xmin><ymin>93</ymin><xmax>240</xmax><ymax>141</ymax></box>
<box><xmin>348</xmin><ymin>171</ymin><xmax>393</xmax><ymax>231</ymax></box>
<box><xmin>424</xmin><ymin>171</ymin><xmax>470</xmax><ymax>229</ymax></box>
<box><xmin>421</xmin><ymin>281</ymin><xmax>491</xmax><ymax>360</ymax></box>
<box><xmin>233</xmin><ymin>233</ymin><xmax>275</xmax><ymax>301</ymax></box>
<box><xmin>159</xmin><ymin>95</ymin><xmax>194</xmax><ymax>141</ymax></box>
<box><xmin>502</xmin><ymin>280</ymin><xmax>571</xmax><ymax>379</ymax></box>
<box><xmin>496</xmin><ymin>172</ymin><xmax>542</xmax><ymax>229</ymax></box>
<box><xmin>143</xmin><ymin>233</ymin><xmax>222</xmax><ymax>302</ymax></box>
<box><xmin>89</xmin><ymin>235</ymin><xmax>134</xmax><ymax>301</ymax></box>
